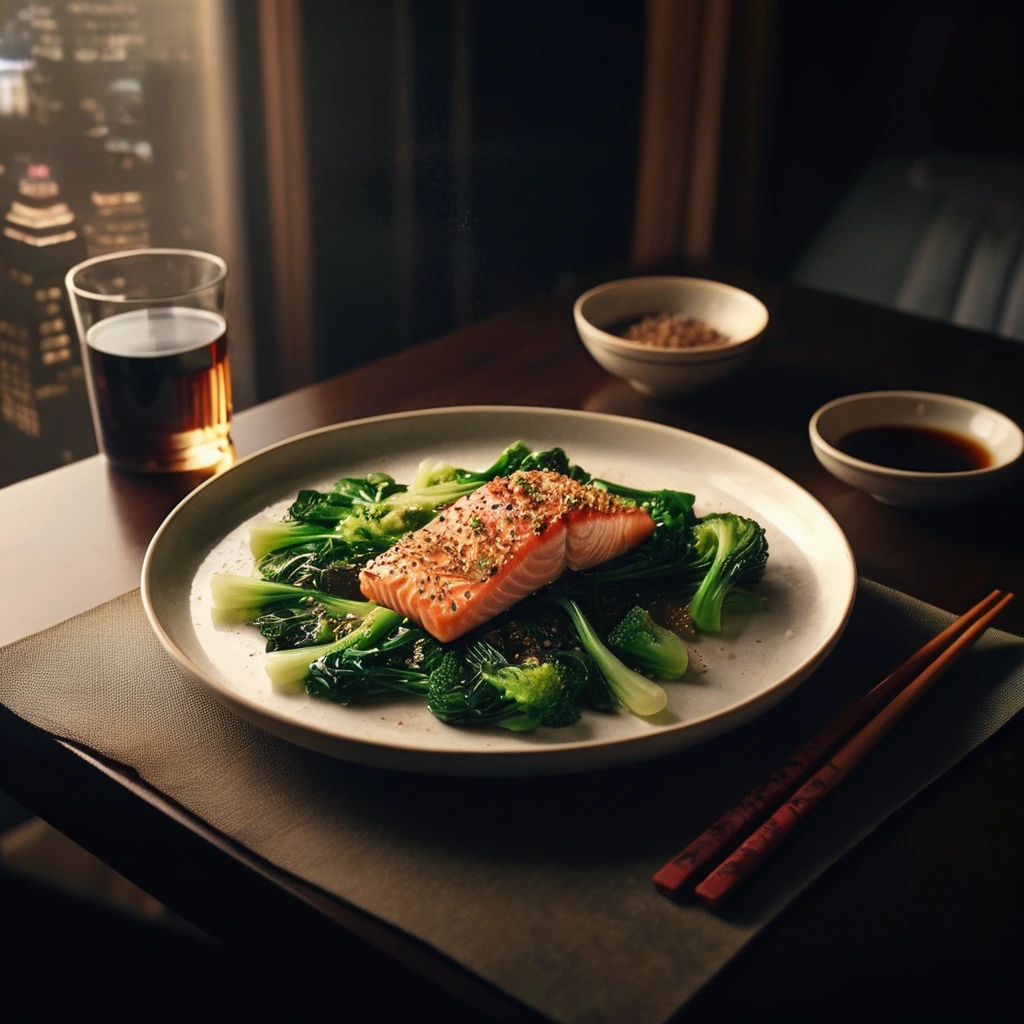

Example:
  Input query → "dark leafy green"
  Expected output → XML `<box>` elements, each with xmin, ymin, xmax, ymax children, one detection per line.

<box><xmin>306</xmin><ymin>625</ymin><xmax>442</xmax><ymax>703</ymax></box>
<box><xmin>578</xmin><ymin>488</ymin><xmax>697</xmax><ymax>583</ymax></box>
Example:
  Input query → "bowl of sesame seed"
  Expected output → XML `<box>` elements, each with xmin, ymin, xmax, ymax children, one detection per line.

<box><xmin>573</xmin><ymin>276</ymin><xmax>769</xmax><ymax>396</ymax></box>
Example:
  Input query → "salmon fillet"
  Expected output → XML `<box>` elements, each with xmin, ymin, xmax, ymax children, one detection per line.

<box><xmin>358</xmin><ymin>470</ymin><xmax>655</xmax><ymax>642</ymax></box>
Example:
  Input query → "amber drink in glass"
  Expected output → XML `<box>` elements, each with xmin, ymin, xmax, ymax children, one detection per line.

<box><xmin>66</xmin><ymin>248</ymin><xmax>232</xmax><ymax>473</ymax></box>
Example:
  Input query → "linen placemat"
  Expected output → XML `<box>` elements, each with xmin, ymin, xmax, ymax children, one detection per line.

<box><xmin>2</xmin><ymin>579</ymin><xmax>1023</xmax><ymax>1024</ymax></box>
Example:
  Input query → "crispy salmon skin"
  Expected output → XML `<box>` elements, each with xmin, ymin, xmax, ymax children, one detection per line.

<box><xmin>358</xmin><ymin>470</ymin><xmax>655</xmax><ymax>642</ymax></box>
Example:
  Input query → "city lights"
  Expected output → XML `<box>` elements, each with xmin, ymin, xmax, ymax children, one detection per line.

<box><xmin>1</xmin><ymin>0</ymin><xmax>242</xmax><ymax>486</ymax></box>
<box><xmin>0</xmin><ymin>0</ymin><xmax>152</xmax><ymax>479</ymax></box>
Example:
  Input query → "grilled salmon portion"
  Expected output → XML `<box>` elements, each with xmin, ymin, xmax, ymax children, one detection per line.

<box><xmin>358</xmin><ymin>471</ymin><xmax>655</xmax><ymax>642</ymax></box>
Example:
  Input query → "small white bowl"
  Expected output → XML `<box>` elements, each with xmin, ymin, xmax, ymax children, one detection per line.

<box><xmin>573</xmin><ymin>276</ymin><xmax>769</xmax><ymax>396</ymax></box>
<box><xmin>810</xmin><ymin>390</ymin><xmax>1024</xmax><ymax>507</ymax></box>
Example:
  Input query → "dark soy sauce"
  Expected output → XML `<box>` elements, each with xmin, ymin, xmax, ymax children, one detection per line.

<box><xmin>836</xmin><ymin>425</ymin><xmax>992</xmax><ymax>473</ymax></box>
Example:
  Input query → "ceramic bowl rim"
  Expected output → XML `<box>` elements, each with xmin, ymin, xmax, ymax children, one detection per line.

<box><xmin>573</xmin><ymin>275</ymin><xmax>770</xmax><ymax>363</ymax></box>
<box><xmin>809</xmin><ymin>389</ymin><xmax>1024</xmax><ymax>482</ymax></box>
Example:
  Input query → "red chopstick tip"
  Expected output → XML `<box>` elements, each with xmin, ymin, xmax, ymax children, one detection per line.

<box><xmin>652</xmin><ymin>862</ymin><xmax>693</xmax><ymax>898</ymax></box>
<box><xmin>693</xmin><ymin>879</ymin><xmax>726</xmax><ymax>908</ymax></box>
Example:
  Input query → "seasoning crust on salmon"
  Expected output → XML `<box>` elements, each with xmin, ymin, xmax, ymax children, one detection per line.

<box><xmin>358</xmin><ymin>470</ymin><xmax>656</xmax><ymax>642</ymax></box>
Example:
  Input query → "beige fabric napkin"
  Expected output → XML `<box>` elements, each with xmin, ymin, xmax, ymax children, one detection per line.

<box><xmin>2</xmin><ymin>579</ymin><xmax>1023</xmax><ymax>1024</ymax></box>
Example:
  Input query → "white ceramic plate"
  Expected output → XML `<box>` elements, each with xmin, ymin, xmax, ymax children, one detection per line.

<box><xmin>142</xmin><ymin>406</ymin><xmax>857</xmax><ymax>777</ymax></box>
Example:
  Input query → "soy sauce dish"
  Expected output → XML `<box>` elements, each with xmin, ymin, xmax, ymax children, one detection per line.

<box><xmin>809</xmin><ymin>391</ymin><xmax>1024</xmax><ymax>507</ymax></box>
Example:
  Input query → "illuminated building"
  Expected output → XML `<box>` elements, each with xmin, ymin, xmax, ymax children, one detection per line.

<box><xmin>84</xmin><ymin>185</ymin><xmax>149</xmax><ymax>254</ymax></box>
<box><xmin>25</xmin><ymin>1</ymin><xmax>146</xmax><ymax>126</ymax></box>
<box><xmin>0</xmin><ymin>57</ymin><xmax>32</xmax><ymax>117</ymax></box>
<box><xmin>0</xmin><ymin>160</ymin><xmax>94</xmax><ymax>483</ymax></box>
<box><xmin>22</xmin><ymin>1</ymin><xmax>152</xmax><ymax>258</ymax></box>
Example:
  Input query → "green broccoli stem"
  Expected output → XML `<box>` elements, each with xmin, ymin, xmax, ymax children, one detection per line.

<box><xmin>209</xmin><ymin>573</ymin><xmax>374</xmax><ymax>624</ymax></box>
<box><xmin>266</xmin><ymin>606</ymin><xmax>404</xmax><ymax>690</ymax></box>
<box><xmin>550</xmin><ymin>596</ymin><xmax>667</xmax><ymax>717</ymax></box>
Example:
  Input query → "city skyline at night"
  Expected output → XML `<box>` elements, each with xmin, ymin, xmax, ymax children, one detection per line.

<box><xmin>0</xmin><ymin>0</ymin><xmax>218</xmax><ymax>484</ymax></box>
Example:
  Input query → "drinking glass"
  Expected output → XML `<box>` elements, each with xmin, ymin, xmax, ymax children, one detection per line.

<box><xmin>66</xmin><ymin>248</ymin><xmax>233</xmax><ymax>473</ymax></box>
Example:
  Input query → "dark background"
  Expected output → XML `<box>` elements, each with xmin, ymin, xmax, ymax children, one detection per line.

<box><xmin>293</xmin><ymin>0</ymin><xmax>646</xmax><ymax>384</ymax></box>
<box><xmin>756</xmin><ymin>0</ymin><xmax>1024</xmax><ymax>274</ymax></box>
<box><xmin>256</xmin><ymin>0</ymin><xmax>1024</xmax><ymax>398</ymax></box>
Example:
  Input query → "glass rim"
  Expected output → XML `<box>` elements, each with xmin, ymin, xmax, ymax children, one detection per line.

<box><xmin>65</xmin><ymin>247</ymin><xmax>228</xmax><ymax>305</ymax></box>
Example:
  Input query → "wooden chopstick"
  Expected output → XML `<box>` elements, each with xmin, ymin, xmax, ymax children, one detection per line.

<box><xmin>691</xmin><ymin>591</ymin><xmax>1013</xmax><ymax>907</ymax></box>
<box><xmin>653</xmin><ymin>588</ymin><xmax>1011</xmax><ymax>903</ymax></box>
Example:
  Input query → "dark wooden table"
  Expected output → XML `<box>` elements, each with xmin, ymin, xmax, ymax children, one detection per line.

<box><xmin>2</xmin><ymin>274</ymin><xmax>1023</xmax><ymax>1021</ymax></box>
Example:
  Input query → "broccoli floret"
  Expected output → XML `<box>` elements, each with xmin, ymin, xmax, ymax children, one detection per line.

<box><xmin>688</xmin><ymin>513</ymin><xmax>769</xmax><ymax>634</ymax></box>
<box><xmin>608</xmin><ymin>606</ymin><xmax>689</xmax><ymax>679</ymax></box>
<box><xmin>426</xmin><ymin>643</ymin><xmax>581</xmax><ymax>731</ymax></box>
<box><xmin>426</xmin><ymin>651</ymin><xmax>537</xmax><ymax>731</ymax></box>
<box><xmin>469</xmin><ymin>643</ymin><xmax>581</xmax><ymax>728</ymax></box>
<box><xmin>550</xmin><ymin>596</ymin><xmax>667</xmax><ymax>717</ymax></box>
<box><xmin>573</xmin><ymin>489</ymin><xmax>769</xmax><ymax>636</ymax></box>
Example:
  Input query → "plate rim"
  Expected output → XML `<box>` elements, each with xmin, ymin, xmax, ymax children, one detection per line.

<box><xmin>141</xmin><ymin>404</ymin><xmax>858</xmax><ymax>775</ymax></box>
